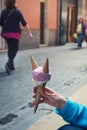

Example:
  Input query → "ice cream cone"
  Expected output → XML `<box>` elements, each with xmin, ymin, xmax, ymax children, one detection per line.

<box><xmin>30</xmin><ymin>54</ymin><xmax>49</xmax><ymax>113</ymax></box>
<box><xmin>34</xmin><ymin>83</ymin><xmax>46</xmax><ymax>113</ymax></box>
<box><xmin>30</xmin><ymin>54</ymin><xmax>38</xmax><ymax>70</ymax></box>
<box><xmin>34</xmin><ymin>58</ymin><xmax>49</xmax><ymax>113</ymax></box>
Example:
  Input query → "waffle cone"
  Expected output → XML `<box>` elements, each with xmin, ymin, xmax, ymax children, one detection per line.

<box><xmin>34</xmin><ymin>83</ymin><xmax>46</xmax><ymax>113</ymax></box>
<box><xmin>43</xmin><ymin>57</ymin><xmax>49</xmax><ymax>73</ymax></box>
<box><xmin>30</xmin><ymin>54</ymin><xmax>38</xmax><ymax>70</ymax></box>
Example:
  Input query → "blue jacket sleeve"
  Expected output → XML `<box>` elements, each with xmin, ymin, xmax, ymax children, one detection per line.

<box><xmin>55</xmin><ymin>99</ymin><xmax>87</xmax><ymax>129</ymax></box>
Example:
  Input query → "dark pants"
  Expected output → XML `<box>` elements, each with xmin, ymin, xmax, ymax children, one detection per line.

<box><xmin>5</xmin><ymin>38</ymin><xmax>19</xmax><ymax>63</ymax></box>
<box><xmin>77</xmin><ymin>34</ymin><xmax>84</xmax><ymax>47</ymax></box>
<box><xmin>58</xmin><ymin>124</ymin><xmax>85</xmax><ymax>130</ymax></box>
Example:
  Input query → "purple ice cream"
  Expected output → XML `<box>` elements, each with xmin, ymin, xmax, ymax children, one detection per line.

<box><xmin>32</xmin><ymin>66</ymin><xmax>51</xmax><ymax>82</ymax></box>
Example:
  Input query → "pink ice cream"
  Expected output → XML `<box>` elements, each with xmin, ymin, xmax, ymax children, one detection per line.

<box><xmin>32</xmin><ymin>66</ymin><xmax>51</xmax><ymax>82</ymax></box>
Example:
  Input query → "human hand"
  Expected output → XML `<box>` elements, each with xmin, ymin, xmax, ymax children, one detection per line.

<box><xmin>29</xmin><ymin>32</ymin><xmax>33</xmax><ymax>38</ymax></box>
<box><xmin>32</xmin><ymin>86</ymin><xmax>67</xmax><ymax>109</ymax></box>
<box><xmin>85</xmin><ymin>29</ymin><xmax>87</xmax><ymax>35</ymax></box>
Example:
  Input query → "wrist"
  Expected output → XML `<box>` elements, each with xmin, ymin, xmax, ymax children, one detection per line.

<box><xmin>28</xmin><ymin>29</ymin><xmax>31</xmax><ymax>33</ymax></box>
<box><xmin>56</xmin><ymin>98</ymin><xmax>67</xmax><ymax>109</ymax></box>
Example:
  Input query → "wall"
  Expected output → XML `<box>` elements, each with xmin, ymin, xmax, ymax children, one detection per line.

<box><xmin>16</xmin><ymin>0</ymin><xmax>58</xmax><ymax>49</ymax></box>
<box><xmin>16</xmin><ymin>0</ymin><xmax>57</xmax><ymax>29</ymax></box>
<box><xmin>16</xmin><ymin>0</ymin><xmax>40</xmax><ymax>29</ymax></box>
<box><xmin>78</xmin><ymin>0</ymin><xmax>83</xmax><ymax>17</ymax></box>
<box><xmin>48</xmin><ymin>0</ymin><xmax>57</xmax><ymax>29</ymax></box>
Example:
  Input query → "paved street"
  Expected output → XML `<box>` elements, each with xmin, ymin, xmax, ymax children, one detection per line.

<box><xmin>0</xmin><ymin>43</ymin><xmax>87</xmax><ymax>130</ymax></box>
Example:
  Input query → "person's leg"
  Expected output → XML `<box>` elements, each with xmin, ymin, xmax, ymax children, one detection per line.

<box><xmin>5</xmin><ymin>38</ymin><xmax>19</xmax><ymax>70</ymax></box>
<box><xmin>58</xmin><ymin>124</ymin><xmax>85</xmax><ymax>130</ymax></box>
<box><xmin>9</xmin><ymin>39</ymin><xmax>19</xmax><ymax>62</ymax></box>
<box><xmin>77</xmin><ymin>34</ymin><xmax>83</xmax><ymax>48</ymax></box>
<box><xmin>5</xmin><ymin>38</ymin><xmax>12</xmax><ymax>74</ymax></box>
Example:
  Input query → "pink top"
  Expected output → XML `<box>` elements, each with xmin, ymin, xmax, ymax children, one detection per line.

<box><xmin>1</xmin><ymin>32</ymin><xmax>21</xmax><ymax>40</ymax></box>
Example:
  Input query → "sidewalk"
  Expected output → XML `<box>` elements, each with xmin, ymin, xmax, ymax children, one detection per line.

<box><xmin>1</xmin><ymin>43</ymin><xmax>87</xmax><ymax>130</ymax></box>
<box><xmin>27</xmin><ymin>84</ymin><xmax>87</xmax><ymax>130</ymax></box>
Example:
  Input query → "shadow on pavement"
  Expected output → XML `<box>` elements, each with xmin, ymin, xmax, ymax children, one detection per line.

<box><xmin>0</xmin><ymin>71</ymin><xmax>8</xmax><ymax>77</ymax></box>
<box><xmin>70</xmin><ymin>45</ymin><xmax>87</xmax><ymax>50</ymax></box>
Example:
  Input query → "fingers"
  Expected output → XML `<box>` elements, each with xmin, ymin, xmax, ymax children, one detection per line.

<box><xmin>31</xmin><ymin>86</ymin><xmax>51</xmax><ymax>107</ymax></box>
<box><xmin>33</xmin><ymin>86</ymin><xmax>37</xmax><ymax>93</ymax></box>
<box><xmin>31</xmin><ymin>95</ymin><xmax>45</xmax><ymax>107</ymax></box>
<box><xmin>33</xmin><ymin>86</ymin><xmax>56</xmax><ymax>101</ymax></box>
<box><xmin>33</xmin><ymin>86</ymin><xmax>55</xmax><ymax>94</ymax></box>
<box><xmin>33</xmin><ymin>86</ymin><xmax>56</xmax><ymax>105</ymax></box>
<box><xmin>44</xmin><ymin>87</ymin><xmax>55</xmax><ymax>94</ymax></box>
<box><xmin>28</xmin><ymin>101</ymin><xmax>35</xmax><ymax>107</ymax></box>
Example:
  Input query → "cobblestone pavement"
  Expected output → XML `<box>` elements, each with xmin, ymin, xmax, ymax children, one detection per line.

<box><xmin>0</xmin><ymin>43</ymin><xmax>87</xmax><ymax>130</ymax></box>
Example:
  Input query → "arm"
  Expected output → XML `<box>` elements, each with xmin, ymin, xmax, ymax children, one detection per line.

<box><xmin>55</xmin><ymin>98</ymin><xmax>87</xmax><ymax>129</ymax></box>
<box><xmin>33</xmin><ymin>87</ymin><xmax>87</xmax><ymax>129</ymax></box>
<box><xmin>17</xmin><ymin>9</ymin><xmax>33</xmax><ymax>38</ymax></box>
<box><xmin>23</xmin><ymin>23</ymin><xmax>33</xmax><ymax>38</ymax></box>
<box><xmin>0</xmin><ymin>11</ymin><xmax>5</xmax><ymax>27</ymax></box>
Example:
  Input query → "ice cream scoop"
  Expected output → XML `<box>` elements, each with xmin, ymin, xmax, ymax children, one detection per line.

<box><xmin>30</xmin><ymin>54</ymin><xmax>51</xmax><ymax>113</ymax></box>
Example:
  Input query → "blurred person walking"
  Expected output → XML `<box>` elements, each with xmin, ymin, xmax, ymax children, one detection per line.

<box><xmin>0</xmin><ymin>0</ymin><xmax>33</xmax><ymax>74</ymax></box>
<box><xmin>76</xmin><ymin>17</ymin><xmax>86</xmax><ymax>48</ymax></box>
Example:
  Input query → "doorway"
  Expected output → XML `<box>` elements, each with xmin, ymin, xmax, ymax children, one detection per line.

<box><xmin>40</xmin><ymin>2</ymin><xmax>45</xmax><ymax>44</ymax></box>
<box><xmin>59</xmin><ymin>0</ymin><xmax>78</xmax><ymax>45</ymax></box>
<box><xmin>67</xmin><ymin>6</ymin><xmax>77</xmax><ymax>42</ymax></box>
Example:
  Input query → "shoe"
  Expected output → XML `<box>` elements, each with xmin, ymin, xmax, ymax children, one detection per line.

<box><xmin>77</xmin><ymin>46</ymin><xmax>82</xmax><ymax>49</ymax></box>
<box><xmin>6</xmin><ymin>61</ymin><xmax>15</xmax><ymax>71</ymax></box>
<box><xmin>10</xmin><ymin>67</ymin><xmax>15</xmax><ymax>71</ymax></box>
<box><xmin>5</xmin><ymin>64</ymin><xmax>11</xmax><ymax>75</ymax></box>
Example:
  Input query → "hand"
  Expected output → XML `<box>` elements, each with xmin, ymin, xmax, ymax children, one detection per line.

<box><xmin>85</xmin><ymin>29</ymin><xmax>87</xmax><ymax>35</ymax></box>
<box><xmin>29</xmin><ymin>32</ymin><xmax>33</xmax><ymax>38</ymax></box>
<box><xmin>32</xmin><ymin>86</ymin><xmax>67</xmax><ymax>109</ymax></box>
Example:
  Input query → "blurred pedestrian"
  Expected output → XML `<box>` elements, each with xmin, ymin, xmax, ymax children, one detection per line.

<box><xmin>0</xmin><ymin>0</ymin><xmax>33</xmax><ymax>74</ymax></box>
<box><xmin>76</xmin><ymin>17</ymin><xmax>86</xmax><ymax>48</ymax></box>
<box><xmin>84</xmin><ymin>13</ymin><xmax>87</xmax><ymax>43</ymax></box>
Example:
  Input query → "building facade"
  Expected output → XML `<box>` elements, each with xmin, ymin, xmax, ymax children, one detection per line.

<box><xmin>0</xmin><ymin>0</ymin><xmax>87</xmax><ymax>50</ymax></box>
